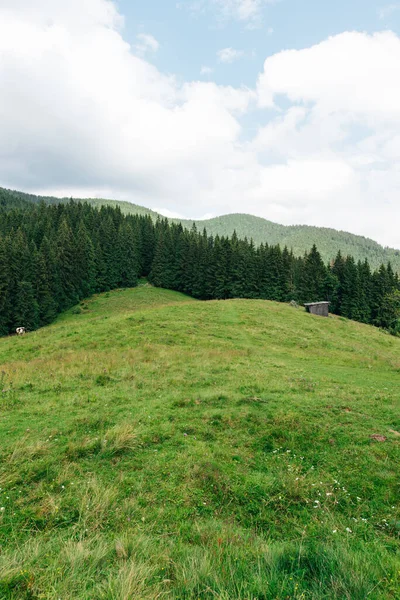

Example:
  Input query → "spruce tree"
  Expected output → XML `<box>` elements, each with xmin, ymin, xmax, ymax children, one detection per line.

<box><xmin>14</xmin><ymin>281</ymin><xmax>39</xmax><ymax>331</ymax></box>
<box><xmin>75</xmin><ymin>220</ymin><xmax>96</xmax><ymax>298</ymax></box>
<box><xmin>0</xmin><ymin>237</ymin><xmax>10</xmax><ymax>335</ymax></box>
<box><xmin>340</xmin><ymin>256</ymin><xmax>361</xmax><ymax>320</ymax></box>
<box><xmin>299</xmin><ymin>244</ymin><xmax>327</xmax><ymax>303</ymax></box>
<box><xmin>36</xmin><ymin>250</ymin><xmax>58</xmax><ymax>326</ymax></box>
<box><xmin>56</xmin><ymin>218</ymin><xmax>79</xmax><ymax>309</ymax></box>
<box><xmin>118</xmin><ymin>222</ymin><xmax>140</xmax><ymax>288</ymax></box>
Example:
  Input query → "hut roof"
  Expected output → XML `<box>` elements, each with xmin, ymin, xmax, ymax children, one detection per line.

<box><xmin>304</xmin><ymin>301</ymin><xmax>330</xmax><ymax>307</ymax></box>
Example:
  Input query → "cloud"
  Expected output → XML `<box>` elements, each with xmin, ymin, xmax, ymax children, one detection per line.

<box><xmin>253</xmin><ymin>31</ymin><xmax>400</xmax><ymax>245</ymax></box>
<box><xmin>1</xmin><ymin>3</ymin><xmax>400</xmax><ymax>247</ymax></box>
<box><xmin>257</xmin><ymin>31</ymin><xmax>400</xmax><ymax>116</ymax></box>
<box><xmin>179</xmin><ymin>0</ymin><xmax>277</xmax><ymax>26</ymax></box>
<box><xmin>200</xmin><ymin>65</ymin><xmax>214</xmax><ymax>75</ymax></box>
<box><xmin>217</xmin><ymin>47</ymin><xmax>245</xmax><ymax>63</ymax></box>
<box><xmin>135</xmin><ymin>33</ymin><xmax>160</xmax><ymax>56</ymax></box>
<box><xmin>378</xmin><ymin>3</ymin><xmax>400</xmax><ymax>19</ymax></box>
<box><xmin>214</xmin><ymin>0</ymin><xmax>268</xmax><ymax>21</ymax></box>
<box><xmin>152</xmin><ymin>207</ymin><xmax>187</xmax><ymax>219</ymax></box>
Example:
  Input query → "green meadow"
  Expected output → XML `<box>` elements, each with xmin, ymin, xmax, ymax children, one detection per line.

<box><xmin>0</xmin><ymin>285</ymin><xmax>399</xmax><ymax>599</ymax></box>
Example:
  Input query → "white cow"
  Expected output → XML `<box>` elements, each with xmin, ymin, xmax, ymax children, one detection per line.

<box><xmin>16</xmin><ymin>327</ymin><xmax>26</xmax><ymax>336</ymax></box>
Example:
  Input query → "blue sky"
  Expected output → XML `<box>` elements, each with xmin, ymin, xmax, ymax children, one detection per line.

<box><xmin>124</xmin><ymin>0</ymin><xmax>400</xmax><ymax>86</ymax></box>
<box><xmin>1</xmin><ymin>0</ymin><xmax>400</xmax><ymax>247</ymax></box>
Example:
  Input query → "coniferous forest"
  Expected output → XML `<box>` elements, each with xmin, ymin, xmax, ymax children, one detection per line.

<box><xmin>0</xmin><ymin>200</ymin><xmax>399</xmax><ymax>337</ymax></box>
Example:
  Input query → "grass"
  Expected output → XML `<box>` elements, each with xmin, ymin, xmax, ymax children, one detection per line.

<box><xmin>0</xmin><ymin>285</ymin><xmax>399</xmax><ymax>599</ymax></box>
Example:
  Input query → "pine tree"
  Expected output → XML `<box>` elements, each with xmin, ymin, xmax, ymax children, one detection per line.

<box><xmin>357</xmin><ymin>260</ymin><xmax>372</xmax><ymax>323</ymax></box>
<box><xmin>118</xmin><ymin>222</ymin><xmax>140</xmax><ymax>288</ymax></box>
<box><xmin>340</xmin><ymin>256</ymin><xmax>361</xmax><ymax>320</ymax></box>
<box><xmin>330</xmin><ymin>251</ymin><xmax>345</xmax><ymax>314</ymax></box>
<box><xmin>149</xmin><ymin>224</ymin><xmax>175</xmax><ymax>289</ymax></box>
<box><xmin>371</xmin><ymin>265</ymin><xmax>393</xmax><ymax>326</ymax></box>
<box><xmin>99</xmin><ymin>216</ymin><xmax>119</xmax><ymax>290</ymax></box>
<box><xmin>139</xmin><ymin>216</ymin><xmax>155</xmax><ymax>276</ymax></box>
<box><xmin>56</xmin><ymin>218</ymin><xmax>79</xmax><ymax>309</ymax></box>
<box><xmin>0</xmin><ymin>237</ymin><xmax>10</xmax><ymax>335</ymax></box>
<box><xmin>299</xmin><ymin>244</ymin><xmax>327</xmax><ymax>303</ymax></box>
<box><xmin>379</xmin><ymin>290</ymin><xmax>400</xmax><ymax>333</ymax></box>
<box><xmin>14</xmin><ymin>281</ymin><xmax>39</xmax><ymax>331</ymax></box>
<box><xmin>75</xmin><ymin>220</ymin><xmax>96</xmax><ymax>298</ymax></box>
<box><xmin>37</xmin><ymin>238</ymin><xmax>59</xmax><ymax>325</ymax></box>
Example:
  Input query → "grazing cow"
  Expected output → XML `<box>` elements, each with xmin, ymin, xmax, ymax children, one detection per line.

<box><xmin>16</xmin><ymin>327</ymin><xmax>26</xmax><ymax>336</ymax></box>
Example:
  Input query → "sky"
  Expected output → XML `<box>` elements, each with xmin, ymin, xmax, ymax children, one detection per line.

<box><xmin>1</xmin><ymin>1</ymin><xmax>400</xmax><ymax>247</ymax></box>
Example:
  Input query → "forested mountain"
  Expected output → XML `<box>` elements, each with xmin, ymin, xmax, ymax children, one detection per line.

<box><xmin>0</xmin><ymin>186</ymin><xmax>157</xmax><ymax>217</ymax></box>
<box><xmin>1</xmin><ymin>185</ymin><xmax>400</xmax><ymax>271</ymax></box>
<box><xmin>1</xmin><ymin>198</ymin><xmax>399</xmax><ymax>337</ymax></box>
<box><xmin>176</xmin><ymin>215</ymin><xmax>400</xmax><ymax>272</ymax></box>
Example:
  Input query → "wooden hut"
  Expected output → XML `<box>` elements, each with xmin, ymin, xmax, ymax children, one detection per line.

<box><xmin>304</xmin><ymin>301</ymin><xmax>330</xmax><ymax>317</ymax></box>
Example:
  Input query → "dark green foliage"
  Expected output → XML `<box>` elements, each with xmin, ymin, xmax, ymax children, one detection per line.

<box><xmin>378</xmin><ymin>290</ymin><xmax>400</xmax><ymax>333</ymax></box>
<box><xmin>118</xmin><ymin>222</ymin><xmax>140</xmax><ymax>288</ymax></box>
<box><xmin>75</xmin><ymin>221</ymin><xmax>96</xmax><ymax>298</ymax></box>
<box><xmin>14</xmin><ymin>281</ymin><xmax>39</xmax><ymax>331</ymax></box>
<box><xmin>0</xmin><ymin>237</ymin><xmax>10</xmax><ymax>335</ymax></box>
<box><xmin>36</xmin><ymin>240</ymin><xmax>58</xmax><ymax>326</ymax></box>
<box><xmin>0</xmin><ymin>197</ymin><xmax>399</xmax><ymax>337</ymax></box>
<box><xmin>299</xmin><ymin>244</ymin><xmax>327</xmax><ymax>304</ymax></box>
<box><xmin>2</xmin><ymin>185</ymin><xmax>400</xmax><ymax>272</ymax></box>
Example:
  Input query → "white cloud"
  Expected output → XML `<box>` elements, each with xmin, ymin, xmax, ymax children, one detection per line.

<box><xmin>253</xmin><ymin>31</ymin><xmax>400</xmax><ymax>245</ymax></box>
<box><xmin>215</xmin><ymin>0</ymin><xmax>267</xmax><ymax>21</ymax></box>
<box><xmin>378</xmin><ymin>3</ymin><xmax>400</xmax><ymax>19</ymax></box>
<box><xmin>257</xmin><ymin>31</ymin><xmax>400</xmax><ymax>117</ymax></box>
<box><xmin>135</xmin><ymin>33</ymin><xmax>160</xmax><ymax>56</ymax></box>
<box><xmin>217</xmin><ymin>47</ymin><xmax>245</xmax><ymax>63</ymax></box>
<box><xmin>152</xmin><ymin>207</ymin><xmax>187</xmax><ymax>219</ymax></box>
<box><xmin>179</xmin><ymin>0</ymin><xmax>277</xmax><ymax>26</ymax></box>
<box><xmin>200</xmin><ymin>65</ymin><xmax>214</xmax><ymax>75</ymax></box>
<box><xmin>1</xmin><ymin>4</ymin><xmax>400</xmax><ymax>248</ymax></box>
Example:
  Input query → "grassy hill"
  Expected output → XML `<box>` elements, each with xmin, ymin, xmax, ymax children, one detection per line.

<box><xmin>1</xmin><ymin>185</ymin><xmax>400</xmax><ymax>271</ymax></box>
<box><xmin>0</xmin><ymin>286</ymin><xmax>399</xmax><ymax>599</ymax></box>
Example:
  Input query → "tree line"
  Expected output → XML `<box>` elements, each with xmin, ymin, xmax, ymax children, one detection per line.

<box><xmin>0</xmin><ymin>201</ymin><xmax>399</xmax><ymax>336</ymax></box>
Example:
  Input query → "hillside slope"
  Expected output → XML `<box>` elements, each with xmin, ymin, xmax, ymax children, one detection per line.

<box><xmin>0</xmin><ymin>287</ymin><xmax>399</xmax><ymax>599</ymax></box>
<box><xmin>1</xmin><ymin>185</ymin><xmax>400</xmax><ymax>270</ymax></box>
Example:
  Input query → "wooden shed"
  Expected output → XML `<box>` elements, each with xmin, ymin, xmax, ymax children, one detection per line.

<box><xmin>304</xmin><ymin>301</ymin><xmax>330</xmax><ymax>317</ymax></box>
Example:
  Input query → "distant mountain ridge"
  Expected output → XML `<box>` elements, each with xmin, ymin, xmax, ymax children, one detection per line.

<box><xmin>1</xmin><ymin>185</ymin><xmax>399</xmax><ymax>271</ymax></box>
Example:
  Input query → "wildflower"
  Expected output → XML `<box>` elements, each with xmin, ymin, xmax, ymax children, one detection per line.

<box><xmin>332</xmin><ymin>529</ymin><xmax>337</xmax><ymax>533</ymax></box>
<box><xmin>0</xmin><ymin>507</ymin><xmax>4</xmax><ymax>511</ymax></box>
<box><xmin>346</xmin><ymin>527</ymin><xmax>352</xmax><ymax>533</ymax></box>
